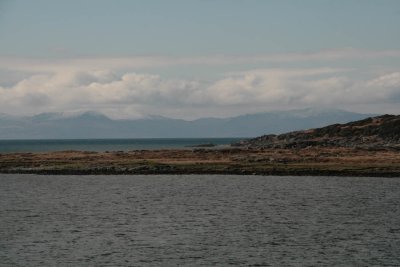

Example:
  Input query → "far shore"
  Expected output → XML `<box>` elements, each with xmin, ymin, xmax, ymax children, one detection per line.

<box><xmin>1</xmin><ymin>147</ymin><xmax>400</xmax><ymax>177</ymax></box>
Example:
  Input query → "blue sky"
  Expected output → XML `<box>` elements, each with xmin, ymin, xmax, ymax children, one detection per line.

<box><xmin>1</xmin><ymin>0</ymin><xmax>400</xmax><ymax>56</ymax></box>
<box><xmin>0</xmin><ymin>0</ymin><xmax>400</xmax><ymax>118</ymax></box>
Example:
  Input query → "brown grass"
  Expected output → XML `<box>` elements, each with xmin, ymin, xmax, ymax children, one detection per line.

<box><xmin>1</xmin><ymin>147</ymin><xmax>400</xmax><ymax>176</ymax></box>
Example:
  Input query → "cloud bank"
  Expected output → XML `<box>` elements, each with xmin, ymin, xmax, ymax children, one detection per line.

<box><xmin>1</xmin><ymin>48</ymin><xmax>400</xmax><ymax>118</ymax></box>
<box><xmin>1</xmin><ymin>65</ymin><xmax>400</xmax><ymax>119</ymax></box>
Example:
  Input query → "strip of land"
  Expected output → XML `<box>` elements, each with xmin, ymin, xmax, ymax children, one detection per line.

<box><xmin>2</xmin><ymin>115</ymin><xmax>400</xmax><ymax>177</ymax></box>
<box><xmin>1</xmin><ymin>147</ymin><xmax>399</xmax><ymax>177</ymax></box>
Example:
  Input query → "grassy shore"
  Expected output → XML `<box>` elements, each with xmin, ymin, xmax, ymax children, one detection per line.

<box><xmin>1</xmin><ymin>147</ymin><xmax>400</xmax><ymax>177</ymax></box>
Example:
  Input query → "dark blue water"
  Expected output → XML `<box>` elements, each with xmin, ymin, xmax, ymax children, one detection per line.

<box><xmin>0</xmin><ymin>138</ymin><xmax>243</xmax><ymax>153</ymax></box>
<box><xmin>1</xmin><ymin>174</ymin><xmax>400</xmax><ymax>266</ymax></box>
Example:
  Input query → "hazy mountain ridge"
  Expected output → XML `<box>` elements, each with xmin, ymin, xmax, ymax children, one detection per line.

<box><xmin>0</xmin><ymin>109</ymin><xmax>377</xmax><ymax>139</ymax></box>
<box><xmin>240</xmin><ymin>114</ymin><xmax>400</xmax><ymax>149</ymax></box>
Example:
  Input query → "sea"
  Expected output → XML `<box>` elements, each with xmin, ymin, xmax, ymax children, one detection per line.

<box><xmin>1</xmin><ymin>174</ymin><xmax>399</xmax><ymax>266</ymax></box>
<box><xmin>0</xmin><ymin>138</ymin><xmax>244</xmax><ymax>153</ymax></box>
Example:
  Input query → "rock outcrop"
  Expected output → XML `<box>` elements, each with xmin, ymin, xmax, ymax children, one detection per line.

<box><xmin>239</xmin><ymin>115</ymin><xmax>400</xmax><ymax>149</ymax></box>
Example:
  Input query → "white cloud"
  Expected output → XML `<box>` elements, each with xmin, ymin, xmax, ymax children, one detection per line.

<box><xmin>1</xmin><ymin>48</ymin><xmax>400</xmax><ymax>119</ymax></box>
<box><xmin>1</xmin><ymin>66</ymin><xmax>400</xmax><ymax>119</ymax></box>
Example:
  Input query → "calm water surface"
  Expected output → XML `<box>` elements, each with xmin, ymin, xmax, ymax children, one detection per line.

<box><xmin>0</xmin><ymin>138</ymin><xmax>243</xmax><ymax>153</ymax></box>
<box><xmin>1</xmin><ymin>174</ymin><xmax>400</xmax><ymax>266</ymax></box>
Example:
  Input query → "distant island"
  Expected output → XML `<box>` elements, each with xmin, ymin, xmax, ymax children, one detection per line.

<box><xmin>1</xmin><ymin>114</ymin><xmax>399</xmax><ymax>177</ymax></box>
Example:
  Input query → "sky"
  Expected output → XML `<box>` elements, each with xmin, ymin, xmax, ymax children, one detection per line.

<box><xmin>1</xmin><ymin>0</ymin><xmax>400</xmax><ymax>119</ymax></box>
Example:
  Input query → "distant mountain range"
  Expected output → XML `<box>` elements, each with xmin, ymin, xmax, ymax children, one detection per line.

<box><xmin>0</xmin><ymin>108</ymin><xmax>378</xmax><ymax>139</ymax></box>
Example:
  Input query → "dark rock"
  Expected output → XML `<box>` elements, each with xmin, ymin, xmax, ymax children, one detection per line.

<box><xmin>238</xmin><ymin>114</ymin><xmax>400</xmax><ymax>149</ymax></box>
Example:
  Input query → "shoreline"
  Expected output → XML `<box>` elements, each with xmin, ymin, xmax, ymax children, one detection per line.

<box><xmin>1</xmin><ymin>147</ymin><xmax>400</xmax><ymax>177</ymax></box>
<box><xmin>1</xmin><ymin>169</ymin><xmax>399</xmax><ymax>178</ymax></box>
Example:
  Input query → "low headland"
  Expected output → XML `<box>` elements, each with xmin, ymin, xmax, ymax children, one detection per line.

<box><xmin>1</xmin><ymin>115</ymin><xmax>400</xmax><ymax>177</ymax></box>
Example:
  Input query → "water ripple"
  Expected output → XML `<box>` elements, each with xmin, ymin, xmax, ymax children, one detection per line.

<box><xmin>1</xmin><ymin>174</ymin><xmax>400</xmax><ymax>266</ymax></box>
